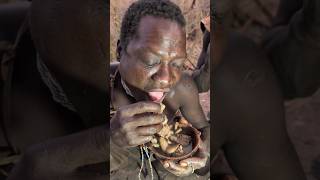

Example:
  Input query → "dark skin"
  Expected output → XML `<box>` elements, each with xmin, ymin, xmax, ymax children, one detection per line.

<box><xmin>212</xmin><ymin>32</ymin><xmax>306</xmax><ymax>180</ymax></box>
<box><xmin>110</xmin><ymin>16</ymin><xmax>209</xmax><ymax>177</ymax></box>
<box><xmin>197</xmin><ymin>0</ymin><xmax>317</xmax><ymax>179</ymax></box>
<box><xmin>1</xmin><ymin>0</ymin><xmax>110</xmax><ymax>179</ymax></box>
<box><xmin>0</xmin><ymin>3</ymin><xmax>209</xmax><ymax>179</ymax></box>
<box><xmin>192</xmin><ymin>29</ymin><xmax>210</xmax><ymax>93</ymax></box>
<box><xmin>263</xmin><ymin>0</ymin><xmax>320</xmax><ymax>99</ymax></box>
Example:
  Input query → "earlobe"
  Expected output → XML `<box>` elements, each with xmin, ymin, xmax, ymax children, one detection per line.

<box><xmin>116</xmin><ymin>40</ymin><xmax>122</xmax><ymax>61</ymax></box>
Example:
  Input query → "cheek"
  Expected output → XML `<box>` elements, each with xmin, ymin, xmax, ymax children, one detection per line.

<box><xmin>170</xmin><ymin>68</ymin><xmax>182</xmax><ymax>84</ymax></box>
<box><xmin>120</xmin><ymin>61</ymin><xmax>149</xmax><ymax>87</ymax></box>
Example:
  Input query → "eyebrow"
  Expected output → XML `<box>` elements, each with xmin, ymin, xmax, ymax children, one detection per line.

<box><xmin>141</xmin><ymin>46</ymin><xmax>187</xmax><ymax>60</ymax></box>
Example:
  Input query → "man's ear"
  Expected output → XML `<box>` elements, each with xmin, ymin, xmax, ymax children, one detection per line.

<box><xmin>116</xmin><ymin>40</ymin><xmax>122</xmax><ymax>61</ymax></box>
<box><xmin>200</xmin><ymin>22</ymin><xmax>206</xmax><ymax>33</ymax></box>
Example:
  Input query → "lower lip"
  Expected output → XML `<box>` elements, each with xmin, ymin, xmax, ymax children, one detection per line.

<box><xmin>148</xmin><ymin>91</ymin><xmax>165</xmax><ymax>102</ymax></box>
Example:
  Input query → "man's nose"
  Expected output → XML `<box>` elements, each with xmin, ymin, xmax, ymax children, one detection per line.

<box><xmin>153</xmin><ymin>64</ymin><xmax>170</xmax><ymax>86</ymax></box>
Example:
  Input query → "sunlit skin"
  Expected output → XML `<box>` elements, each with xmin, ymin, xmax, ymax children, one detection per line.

<box><xmin>118</xmin><ymin>16</ymin><xmax>186</xmax><ymax>101</ymax></box>
<box><xmin>110</xmin><ymin>16</ymin><xmax>210</xmax><ymax>177</ymax></box>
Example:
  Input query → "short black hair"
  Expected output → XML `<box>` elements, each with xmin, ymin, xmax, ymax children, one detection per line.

<box><xmin>119</xmin><ymin>0</ymin><xmax>186</xmax><ymax>51</ymax></box>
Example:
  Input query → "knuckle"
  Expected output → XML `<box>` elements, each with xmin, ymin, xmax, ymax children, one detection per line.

<box><xmin>157</xmin><ymin>114</ymin><xmax>164</xmax><ymax>122</ymax></box>
<box><xmin>125</xmin><ymin>133</ymin><xmax>136</xmax><ymax>146</ymax></box>
<box><xmin>138</xmin><ymin>102</ymin><xmax>147</xmax><ymax>109</ymax></box>
<box><xmin>145</xmin><ymin>136</ymin><xmax>152</xmax><ymax>142</ymax></box>
<box><xmin>127</xmin><ymin>138</ymin><xmax>136</xmax><ymax>146</ymax></box>
<box><xmin>119</xmin><ymin>118</ymin><xmax>130</xmax><ymax>129</ymax></box>
<box><xmin>122</xmin><ymin>121</ymin><xmax>133</xmax><ymax>131</ymax></box>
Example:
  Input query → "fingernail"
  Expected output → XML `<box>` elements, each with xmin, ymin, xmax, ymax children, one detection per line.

<box><xmin>163</xmin><ymin>162</ymin><xmax>170</xmax><ymax>168</ymax></box>
<box><xmin>180</xmin><ymin>162</ymin><xmax>188</xmax><ymax>167</ymax></box>
<box><xmin>179</xmin><ymin>118</ymin><xmax>188</xmax><ymax>125</ymax></box>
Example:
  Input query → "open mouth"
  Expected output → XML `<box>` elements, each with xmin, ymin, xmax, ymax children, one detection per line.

<box><xmin>147</xmin><ymin>89</ymin><xmax>170</xmax><ymax>103</ymax></box>
<box><xmin>148</xmin><ymin>91</ymin><xmax>164</xmax><ymax>102</ymax></box>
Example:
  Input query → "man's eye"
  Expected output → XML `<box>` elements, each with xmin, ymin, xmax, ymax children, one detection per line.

<box><xmin>145</xmin><ymin>59</ymin><xmax>161</xmax><ymax>68</ymax></box>
<box><xmin>171</xmin><ymin>59</ymin><xmax>184</xmax><ymax>69</ymax></box>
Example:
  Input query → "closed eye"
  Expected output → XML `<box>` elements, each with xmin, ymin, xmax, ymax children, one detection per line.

<box><xmin>170</xmin><ymin>58</ymin><xmax>185</xmax><ymax>69</ymax></box>
<box><xmin>144</xmin><ymin>58</ymin><xmax>161</xmax><ymax>68</ymax></box>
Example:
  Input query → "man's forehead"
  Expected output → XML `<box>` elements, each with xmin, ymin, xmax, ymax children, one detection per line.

<box><xmin>136</xmin><ymin>16</ymin><xmax>185</xmax><ymax>38</ymax></box>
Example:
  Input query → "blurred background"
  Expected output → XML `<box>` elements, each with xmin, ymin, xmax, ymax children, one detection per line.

<box><xmin>214</xmin><ymin>1</ymin><xmax>320</xmax><ymax>180</ymax></box>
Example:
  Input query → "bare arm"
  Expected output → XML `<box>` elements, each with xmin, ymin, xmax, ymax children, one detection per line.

<box><xmin>193</xmin><ymin>30</ymin><xmax>210</xmax><ymax>93</ymax></box>
<box><xmin>179</xmin><ymin>74</ymin><xmax>209</xmax><ymax>130</ymax></box>
<box><xmin>8</xmin><ymin>126</ymin><xmax>109</xmax><ymax>180</ymax></box>
<box><xmin>215</xmin><ymin>33</ymin><xmax>306</xmax><ymax>180</ymax></box>
<box><xmin>162</xmin><ymin>74</ymin><xmax>210</xmax><ymax>176</ymax></box>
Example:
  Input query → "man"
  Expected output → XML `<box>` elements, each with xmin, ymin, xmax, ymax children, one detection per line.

<box><xmin>0</xmin><ymin>0</ymin><xmax>210</xmax><ymax>179</ymax></box>
<box><xmin>109</xmin><ymin>0</ymin><xmax>210</xmax><ymax>179</ymax></box>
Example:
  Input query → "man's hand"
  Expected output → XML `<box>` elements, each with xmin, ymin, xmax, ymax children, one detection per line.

<box><xmin>110</xmin><ymin>101</ymin><xmax>164</xmax><ymax>148</ymax></box>
<box><xmin>160</xmin><ymin>139</ymin><xmax>209</xmax><ymax>177</ymax></box>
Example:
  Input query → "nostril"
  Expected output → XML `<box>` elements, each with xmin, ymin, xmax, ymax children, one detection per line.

<box><xmin>154</xmin><ymin>65</ymin><xmax>171</xmax><ymax>84</ymax></box>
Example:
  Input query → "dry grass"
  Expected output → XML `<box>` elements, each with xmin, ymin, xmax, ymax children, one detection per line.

<box><xmin>110</xmin><ymin>0</ymin><xmax>210</xmax><ymax>69</ymax></box>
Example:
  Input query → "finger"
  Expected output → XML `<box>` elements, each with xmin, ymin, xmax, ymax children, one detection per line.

<box><xmin>167</xmin><ymin>161</ymin><xmax>189</xmax><ymax>172</ymax></box>
<box><xmin>136</xmin><ymin>124</ymin><xmax>163</xmax><ymax>136</ymax></box>
<box><xmin>126</xmin><ymin>114</ymin><xmax>164</xmax><ymax>128</ymax></box>
<box><xmin>161</xmin><ymin>160</ymin><xmax>193</xmax><ymax>176</ymax></box>
<box><xmin>161</xmin><ymin>160</ymin><xmax>170</xmax><ymax>168</ymax></box>
<box><xmin>127</xmin><ymin>135</ymin><xmax>153</xmax><ymax>147</ymax></box>
<box><xmin>179</xmin><ymin>157</ymin><xmax>207</xmax><ymax>170</ymax></box>
<box><xmin>197</xmin><ymin>144</ymin><xmax>208</xmax><ymax>157</ymax></box>
<box><xmin>162</xmin><ymin>161</ymin><xmax>193</xmax><ymax>176</ymax></box>
<box><xmin>165</xmin><ymin>160</ymin><xmax>193</xmax><ymax>177</ymax></box>
<box><xmin>119</xmin><ymin>101</ymin><xmax>161</xmax><ymax>117</ymax></box>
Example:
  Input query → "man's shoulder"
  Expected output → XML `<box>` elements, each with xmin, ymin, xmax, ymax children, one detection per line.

<box><xmin>173</xmin><ymin>72</ymin><xmax>199</xmax><ymax>98</ymax></box>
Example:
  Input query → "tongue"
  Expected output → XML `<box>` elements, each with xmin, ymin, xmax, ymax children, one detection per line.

<box><xmin>148</xmin><ymin>91</ymin><xmax>164</xmax><ymax>102</ymax></box>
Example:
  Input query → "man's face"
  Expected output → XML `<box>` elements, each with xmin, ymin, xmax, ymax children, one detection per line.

<box><xmin>119</xmin><ymin>16</ymin><xmax>186</xmax><ymax>101</ymax></box>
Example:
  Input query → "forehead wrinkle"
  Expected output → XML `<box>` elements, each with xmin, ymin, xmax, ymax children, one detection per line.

<box><xmin>129</xmin><ymin>17</ymin><xmax>186</xmax><ymax>59</ymax></box>
<box><xmin>133</xmin><ymin>36</ymin><xmax>185</xmax><ymax>58</ymax></box>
